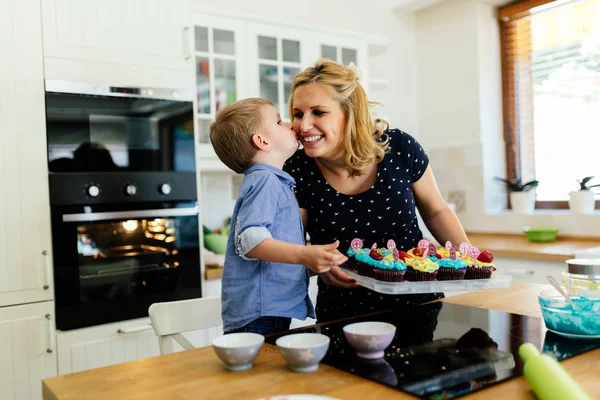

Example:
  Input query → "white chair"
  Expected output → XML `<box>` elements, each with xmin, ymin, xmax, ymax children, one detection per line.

<box><xmin>148</xmin><ymin>296</ymin><xmax>223</xmax><ymax>355</ymax></box>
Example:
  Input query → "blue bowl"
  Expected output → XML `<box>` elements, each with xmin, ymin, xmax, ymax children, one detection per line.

<box><xmin>538</xmin><ymin>288</ymin><xmax>600</xmax><ymax>336</ymax></box>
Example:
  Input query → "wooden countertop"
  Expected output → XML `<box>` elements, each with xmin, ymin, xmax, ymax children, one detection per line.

<box><xmin>42</xmin><ymin>282</ymin><xmax>600</xmax><ymax>400</ymax></box>
<box><xmin>467</xmin><ymin>232</ymin><xmax>600</xmax><ymax>263</ymax></box>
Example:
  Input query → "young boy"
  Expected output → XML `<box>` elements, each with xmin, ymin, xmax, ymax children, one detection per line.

<box><xmin>209</xmin><ymin>98</ymin><xmax>347</xmax><ymax>335</ymax></box>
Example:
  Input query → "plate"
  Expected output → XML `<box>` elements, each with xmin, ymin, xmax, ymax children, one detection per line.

<box><xmin>256</xmin><ymin>396</ymin><xmax>339</xmax><ymax>400</ymax></box>
<box><xmin>547</xmin><ymin>329</ymin><xmax>600</xmax><ymax>340</ymax></box>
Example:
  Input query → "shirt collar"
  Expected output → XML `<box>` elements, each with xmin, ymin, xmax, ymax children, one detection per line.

<box><xmin>245</xmin><ymin>163</ymin><xmax>295</xmax><ymax>185</ymax></box>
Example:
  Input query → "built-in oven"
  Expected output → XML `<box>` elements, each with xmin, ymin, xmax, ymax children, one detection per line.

<box><xmin>45</xmin><ymin>81</ymin><xmax>202</xmax><ymax>330</ymax></box>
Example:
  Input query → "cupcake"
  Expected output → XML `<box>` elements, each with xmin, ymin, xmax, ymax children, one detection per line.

<box><xmin>355</xmin><ymin>247</ymin><xmax>407</xmax><ymax>282</ymax></box>
<box><xmin>464</xmin><ymin>250</ymin><xmax>495</xmax><ymax>279</ymax></box>
<box><xmin>435</xmin><ymin>257</ymin><xmax>468</xmax><ymax>280</ymax></box>
<box><xmin>404</xmin><ymin>248</ymin><xmax>439</xmax><ymax>281</ymax></box>
<box><xmin>345</xmin><ymin>246</ymin><xmax>368</xmax><ymax>275</ymax></box>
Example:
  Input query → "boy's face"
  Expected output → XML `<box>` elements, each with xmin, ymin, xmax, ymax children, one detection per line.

<box><xmin>258</xmin><ymin>105</ymin><xmax>299</xmax><ymax>158</ymax></box>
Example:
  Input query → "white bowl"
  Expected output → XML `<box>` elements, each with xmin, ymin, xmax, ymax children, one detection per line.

<box><xmin>212</xmin><ymin>333</ymin><xmax>264</xmax><ymax>371</ymax></box>
<box><xmin>276</xmin><ymin>333</ymin><xmax>330</xmax><ymax>372</ymax></box>
<box><xmin>342</xmin><ymin>321</ymin><xmax>396</xmax><ymax>359</ymax></box>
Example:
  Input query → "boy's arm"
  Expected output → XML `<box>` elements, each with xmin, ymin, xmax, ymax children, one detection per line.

<box><xmin>246</xmin><ymin>238</ymin><xmax>346</xmax><ymax>274</ymax></box>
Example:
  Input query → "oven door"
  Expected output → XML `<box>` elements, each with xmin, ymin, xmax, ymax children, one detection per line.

<box><xmin>52</xmin><ymin>205</ymin><xmax>201</xmax><ymax>330</ymax></box>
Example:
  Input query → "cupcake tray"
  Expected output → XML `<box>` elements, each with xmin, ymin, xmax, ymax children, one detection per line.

<box><xmin>341</xmin><ymin>266</ymin><xmax>512</xmax><ymax>294</ymax></box>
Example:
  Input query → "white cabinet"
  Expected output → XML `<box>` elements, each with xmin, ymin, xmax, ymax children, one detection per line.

<box><xmin>0</xmin><ymin>301</ymin><xmax>57</xmax><ymax>400</ymax></box>
<box><xmin>495</xmin><ymin>257</ymin><xmax>565</xmax><ymax>285</ymax></box>
<box><xmin>191</xmin><ymin>14</ymin><xmax>248</xmax><ymax>160</ymax></box>
<box><xmin>56</xmin><ymin>317</ymin><xmax>159</xmax><ymax>374</ymax></box>
<box><xmin>41</xmin><ymin>0</ymin><xmax>193</xmax><ymax>88</ymax></box>
<box><xmin>0</xmin><ymin>0</ymin><xmax>54</xmax><ymax>307</ymax></box>
<box><xmin>246</xmin><ymin>23</ymin><xmax>311</xmax><ymax>121</ymax></box>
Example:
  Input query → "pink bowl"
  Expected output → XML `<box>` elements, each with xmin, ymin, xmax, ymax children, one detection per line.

<box><xmin>342</xmin><ymin>321</ymin><xmax>396</xmax><ymax>359</ymax></box>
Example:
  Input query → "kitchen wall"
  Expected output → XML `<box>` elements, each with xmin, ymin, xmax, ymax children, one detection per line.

<box><xmin>415</xmin><ymin>0</ymin><xmax>600</xmax><ymax>237</ymax></box>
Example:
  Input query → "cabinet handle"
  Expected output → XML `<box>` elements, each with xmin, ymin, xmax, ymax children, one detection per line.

<box><xmin>42</xmin><ymin>250</ymin><xmax>51</xmax><ymax>290</ymax></box>
<box><xmin>182</xmin><ymin>26</ymin><xmax>191</xmax><ymax>60</ymax></box>
<box><xmin>45</xmin><ymin>314</ymin><xmax>55</xmax><ymax>353</ymax></box>
<box><xmin>117</xmin><ymin>324</ymin><xmax>153</xmax><ymax>334</ymax></box>
<box><xmin>506</xmin><ymin>268</ymin><xmax>535</xmax><ymax>275</ymax></box>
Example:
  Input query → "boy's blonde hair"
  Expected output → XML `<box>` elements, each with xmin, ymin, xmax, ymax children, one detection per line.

<box><xmin>209</xmin><ymin>98</ymin><xmax>273</xmax><ymax>173</ymax></box>
<box><xmin>288</xmin><ymin>58</ymin><xmax>389</xmax><ymax>177</ymax></box>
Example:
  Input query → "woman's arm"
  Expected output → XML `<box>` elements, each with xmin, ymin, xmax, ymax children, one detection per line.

<box><xmin>412</xmin><ymin>166</ymin><xmax>470</xmax><ymax>246</ymax></box>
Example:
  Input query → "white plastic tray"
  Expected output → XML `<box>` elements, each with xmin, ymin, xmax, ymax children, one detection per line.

<box><xmin>341</xmin><ymin>267</ymin><xmax>512</xmax><ymax>294</ymax></box>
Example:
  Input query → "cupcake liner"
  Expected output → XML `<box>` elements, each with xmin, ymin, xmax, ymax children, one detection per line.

<box><xmin>437</xmin><ymin>267</ymin><xmax>467</xmax><ymax>281</ymax></box>
<box><xmin>356</xmin><ymin>262</ymin><xmax>375</xmax><ymax>278</ymax></box>
<box><xmin>405</xmin><ymin>269</ymin><xmax>438</xmax><ymax>281</ymax></box>
<box><xmin>464</xmin><ymin>266</ymin><xmax>493</xmax><ymax>280</ymax></box>
<box><xmin>373</xmin><ymin>269</ymin><xmax>405</xmax><ymax>282</ymax></box>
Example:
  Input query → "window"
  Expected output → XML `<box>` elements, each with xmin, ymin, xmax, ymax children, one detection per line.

<box><xmin>499</xmin><ymin>0</ymin><xmax>600</xmax><ymax>209</ymax></box>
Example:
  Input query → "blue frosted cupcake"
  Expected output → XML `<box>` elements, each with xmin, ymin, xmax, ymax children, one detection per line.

<box><xmin>355</xmin><ymin>247</ymin><xmax>407</xmax><ymax>282</ymax></box>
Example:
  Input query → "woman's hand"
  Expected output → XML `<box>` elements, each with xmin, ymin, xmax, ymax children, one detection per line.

<box><xmin>319</xmin><ymin>265</ymin><xmax>359</xmax><ymax>288</ymax></box>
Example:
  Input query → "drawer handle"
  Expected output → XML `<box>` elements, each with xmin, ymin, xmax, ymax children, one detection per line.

<box><xmin>182</xmin><ymin>26</ymin><xmax>191</xmax><ymax>60</ymax></box>
<box><xmin>46</xmin><ymin>314</ymin><xmax>55</xmax><ymax>353</ymax></box>
<box><xmin>42</xmin><ymin>250</ymin><xmax>51</xmax><ymax>290</ymax></box>
<box><xmin>506</xmin><ymin>268</ymin><xmax>535</xmax><ymax>275</ymax></box>
<box><xmin>117</xmin><ymin>324</ymin><xmax>153</xmax><ymax>334</ymax></box>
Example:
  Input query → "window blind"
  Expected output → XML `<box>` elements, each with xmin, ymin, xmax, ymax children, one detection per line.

<box><xmin>499</xmin><ymin>0</ymin><xmax>600</xmax><ymax>202</ymax></box>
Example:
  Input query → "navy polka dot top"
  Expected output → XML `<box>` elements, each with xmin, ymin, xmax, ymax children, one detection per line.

<box><xmin>284</xmin><ymin>129</ymin><xmax>443</xmax><ymax>322</ymax></box>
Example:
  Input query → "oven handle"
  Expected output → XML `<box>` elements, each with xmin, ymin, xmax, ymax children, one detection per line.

<box><xmin>62</xmin><ymin>206</ymin><xmax>198</xmax><ymax>222</ymax></box>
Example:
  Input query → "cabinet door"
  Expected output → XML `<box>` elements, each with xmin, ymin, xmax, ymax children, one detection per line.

<box><xmin>0</xmin><ymin>301</ymin><xmax>57</xmax><ymax>400</ymax></box>
<box><xmin>0</xmin><ymin>0</ymin><xmax>54</xmax><ymax>307</ymax></box>
<box><xmin>314</xmin><ymin>33</ymin><xmax>370</xmax><ymax>90</ymax></box>
<box><xmin>57</xmin><ymin>317</ymin><xmax>159</xmax><ymax>374</ymax></box>
<box><xmin>42</xmin><ymin>0</ymin><xmax>192</xmax><ymax>71</ymax></box>
<box><xmin>246</xmin><ymin>23</ymin><xmax>311</xmax><ymax>121</ymax></box>
<box><xmin>192</xmin><ymin>14</ymin><xmax>247</xmax><ymax>159</ymax></box>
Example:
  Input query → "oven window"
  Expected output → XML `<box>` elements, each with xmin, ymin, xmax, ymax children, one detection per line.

<box><xmin>46</xmin><ymin>93</ymin><xmax>195</xmax><ymax>172</ymax></box>
<box><xmin>76</xmin><ymin>216</ymin><xmax>199</xmax><ymax>302</ymax></box>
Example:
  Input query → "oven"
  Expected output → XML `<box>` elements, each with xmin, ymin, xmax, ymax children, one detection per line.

<box><xmin>45</xmin><ymin>81</ymin><xmax>202</xmax><ymax>330</ymax></box>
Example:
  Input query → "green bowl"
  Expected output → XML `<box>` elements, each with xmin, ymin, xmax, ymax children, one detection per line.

<box><xmin>204</xmin><ymin>234</ymin><xmax>228</xmax><ymax>254</ymax></box>
<box><xmin>523</xmin><ymin>227</ymin><xmax>559</xmax><ymax>243</ymax></box>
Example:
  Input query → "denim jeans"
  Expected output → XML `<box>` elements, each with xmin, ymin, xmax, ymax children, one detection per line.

<box><xmin>225</xmin><ymin>316</ymin><xmax>291</xmax><ymax>335</ymax></box>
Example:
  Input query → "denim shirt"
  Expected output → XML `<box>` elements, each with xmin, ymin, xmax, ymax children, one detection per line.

<box><xmin>221</xmin><ymin>163</ymin><xmax>315</xmax><ymax>331</ymax></box>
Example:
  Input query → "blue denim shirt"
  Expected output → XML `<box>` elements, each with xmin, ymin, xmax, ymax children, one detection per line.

<box><xmin>221</xmin><ymin>163</ymin><xmax>315</xmax><ymax>331</ymax></box>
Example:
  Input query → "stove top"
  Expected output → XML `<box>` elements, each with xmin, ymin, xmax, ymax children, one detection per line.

<box><xmin>268</xmin><ymin>302</ymin><xmax>600</xmax><ymax>399</ymax></box>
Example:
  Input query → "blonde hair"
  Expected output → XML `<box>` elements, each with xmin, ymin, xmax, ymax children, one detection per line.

<box><xmin>209</xmin><ymin>98</ymin><xmax>273</xmax><ymax>173</ymax></box>
<box><xmin>288</xmin><ymin>58</ymin><xmax>389</xmax><ymax>177</ymax></box>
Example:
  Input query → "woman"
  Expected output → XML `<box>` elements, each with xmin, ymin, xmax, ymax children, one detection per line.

<box><xmin>283</xmin><ymin>59</ymin><xmax>469</xmax><ymax>323</ymax></box>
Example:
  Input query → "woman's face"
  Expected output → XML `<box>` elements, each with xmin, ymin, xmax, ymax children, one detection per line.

<box><xmin>291</xmin><ymin>83</ymin><xmax>346</xmax><ymax>160</ymax></box>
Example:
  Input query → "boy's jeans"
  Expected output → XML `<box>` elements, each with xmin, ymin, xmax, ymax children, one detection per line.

<box><xmin>225</xmin><ymin>316</ymin><xmax>291</xmax><ymax>335</ymax></box>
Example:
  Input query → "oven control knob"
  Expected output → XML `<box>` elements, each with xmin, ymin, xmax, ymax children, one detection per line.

<box><xmin>87</xmin><ymin>185</ymin><xmax>100</xmax><ymax>197</ymax></box>
<box><xmin>159</xmin><ymin>183</ymin><xmax>172</xmax><ymax>195</ymax></box>
<box><xmin>124</xmin><ymin>184</ymin><xmax>137</xmax><ymax>196</ymax></box>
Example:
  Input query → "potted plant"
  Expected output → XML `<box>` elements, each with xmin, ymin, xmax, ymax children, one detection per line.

<box><xmin>569</xmin><ymin>176</ymin><xmax>599</xmax><ymax>214</ymax></box>
<box><xmin>495</xmin><ymin>177</ymin><xmax>539</xmax><ymax>214</ymax></box>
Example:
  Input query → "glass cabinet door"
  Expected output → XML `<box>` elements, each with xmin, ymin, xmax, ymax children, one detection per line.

<box><xmin>192</xmin><ymin>16</ymin><xmax>245</xmax><ymax>155</ymax></box>
<box><xmin>249</xmin><ymin>24</ymin><xmax>308</xmax><ymax>121</ymax></box>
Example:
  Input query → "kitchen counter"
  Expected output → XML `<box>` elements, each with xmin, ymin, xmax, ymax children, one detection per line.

<box><xmin>42</xmin><ymin>282</ymin><xmax>600</xmax><ymax>400</ymax></box>
<box><xmin>467</xmin><ymin>232</ymin><xmax>600</xmax><ymax>263</ymax></box>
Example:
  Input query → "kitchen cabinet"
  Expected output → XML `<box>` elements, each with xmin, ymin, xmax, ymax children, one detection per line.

<box><xmin>0</xmin><ymin>301</ymin><xmax>57</xmax><ymax>400</ymax></box>
<box><xmin>41</xmin><ymin>0</ymin><xmax>193</xmax><ymax>88</ymax></box>
<box><xmin>56</xmin><ymin>317</ymin><xmax>159</xmax><ymax>374</ymax></box>
<box><xmin>494</xmin><ymin>256</ymin><xmax>565</xmax><ymax>285</ymax></box>
<box><xmin>57</xmin><ymin>316</ymin><xmax>223</xmax><ymax>374</ymax></box>
<box><xmin>0</xmin><ymin>0</ymin><xmax>54</xmax><ymax>307</ymax></box>
<box><xmin>190</xmin><ymin>10</ymin><xmax>388</xmax><ymax>170</ymax></box>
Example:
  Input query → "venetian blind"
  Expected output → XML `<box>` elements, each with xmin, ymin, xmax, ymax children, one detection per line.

<box><xmin>499</xmin><ymin>0</ymin><xmax>600</xmax><ymax>202</ymax></box>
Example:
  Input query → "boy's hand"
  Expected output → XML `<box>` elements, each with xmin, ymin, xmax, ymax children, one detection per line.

<box><xmin>302</xmin><ymin>240</ymin><xmax>348</xmax><ymax>274</ymax></box>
